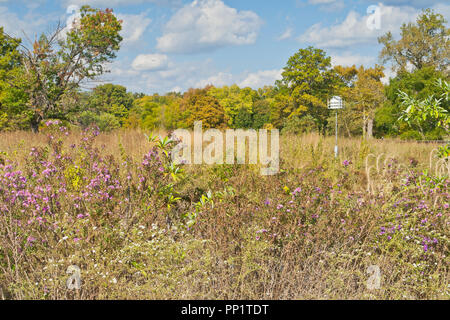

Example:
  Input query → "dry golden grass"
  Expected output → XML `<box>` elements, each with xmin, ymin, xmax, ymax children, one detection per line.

<box><xmin>0</xmin><ymin>129</ymin><xmax>439</xmax><ymax>169</ymax></box>
<box><xmin>0</xmin><ymin>129</ymin><xmax>448</xmax><ymax>300</ymax></box>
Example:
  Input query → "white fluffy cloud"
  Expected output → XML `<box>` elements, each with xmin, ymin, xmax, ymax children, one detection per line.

<box><xmin>298</xmin><ymin>4</ymin><xmax>420</xmax><ymax>48</ymax></box>
<box><xmin>131</xmin><ymin>54</ymin><xmax>170</xmax><ymax>71</ymax></box>
<box><xmin>156</xmin><ymin>0</ymin><xmax>263</xmax><ymax>54</ymax></box>
<box><xmin>330</xmin><ymin>53</ymin><xmax>375</xmax><ymax>67</ymax></box>
<box><xmin>195</xmin><ymin>72</ymin><xmax>234</xmax><ymax>88</ymax></box>
<box><xmin>0</xmin><ymin>6</ymin><xmax>49</xmax><ymax>37</ymax></box>
<box><xmin>330</xmin><ymin>53</ymin><xmax>396</xmax><ymax>84</ymax></box>
<box><xmin>194</xmin><ymin>69</ymin><xmax>282</xmax><ymax>90</ymax></box>
<box><xmin>170</xmin><ymin>86</ymin><xmax>183</xmax><ymax>93</ymax></box>
<box><xmin>239</xmin><ymin>69</ymin><xmax>283</xmax><ymax>89</ymax></box>
<box><xmin>105</xmin><ymin>58</ymin><xmax>221</xmax><ymax>93</ymax></box>
<box><xmin>117</xmin><ymin>12</ymin><xmax>152</xmax><ymax>44</ymax></box>
<box><xmin>381</xmin><ymin>68</ymin><xmax>397</xmax><ymax>85</ymax></box>
<box><xmin>277</xmin><ymin>27</ymin><xmax>293</xmax><ymax>41</ymax></box>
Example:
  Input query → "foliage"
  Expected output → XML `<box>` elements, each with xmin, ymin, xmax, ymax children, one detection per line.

<box><xmin>338</xmin><ymin>65</ymin><xmax>386</xmax><ymax>138</ymax></box>
<box><xmin>0</xmin><ymin>28</ymin><xmax>29</xmax><ymax>130</ymax></box>
<box><xmin>132</xmin><ymin>94</ymin><xmax>183</xmax><ymax>130</ymax></box>
<box><xmin>378</xmin><ymin>9</ymin><xmax>449</xmax><ymax>74</ymax></box>
<box><xmin>1</xmin><ymin>7</ymin><xmax>449</xmax><ymax>142</ymax></box>
<box><xmin>281</xmin><ymin>115</ymin><xmax>317</xmax><ymax>135</ymax></box>
<box><xmin>208</xmin><ymin>85</ymin><xmax>258</xmax><ymax>128</ymax></box>
<box><xmin>280</xmin><ymin>46</ymin><xmax>337</xmax><ymax>133</ymax></box>
<box><xmin>180</xmin><ymin>87</ymin><xmax>227</xmax><ymax>129</ymax></box>
<box><xmin>8</xmin><ymin>6</ymin><xmax>122</xmax><ymax>131</ymax></box>
<box><xmin>398</xmin><ymin>78</ymin><xmax>449</xmax><ymax>155</ymax></box>
<box><xmin>398</xmin><ymin>79</ymin><xmax>449</xmax><ymax>137</ymax></box>
<box><xmin>376</xmin><ymin>67</ymin><xmax>448</xmax><ymax>138</ymax></box>
<box><xmin>85</xmin><ymin>84</ymin><xmax>133</xmax><ymax>125</ymax></box>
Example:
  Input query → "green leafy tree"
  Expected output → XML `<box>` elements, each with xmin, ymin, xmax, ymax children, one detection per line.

<box><xmin>83</xmin><ymin>83</ymin><xmax>133</xmax><ymax>126</ymax></box>
<box><xmin>398</xmin><ymin>79</ymin><xmax>449</xmax><ymax>140</ymax></box>
<box><xmin>130</xmin><ymin>93</ymin><xmax>183</xmax><ymax>130</ymax></box>
<box><xmin>0</xmin><ymin>28</ymin><xmax>29</xmax><ymax>130</ymax></box>
<box><xmin>137</xmin><ymin>97</ymin><xmax>163</xmax><ymax>129</ymax></box>
<box><xmin>96</xmin><ymin>112</ymin><xmax>121</xmax><ymax>131</ymax></box>
<box><xmin>332</xmin><ymin>65</ymin><xmax>358</xmax><ymax>137</ymax></box>
<box><xmin>208</xmin><ymin>85</ymin><xmax>258</xmax><ymax>128</ymax></box>
<box><xmin>252</xmin><ymin>99</ymin><xmax>271</xmax><ymax>129</ymax></box>
<box><xmin>8</xmin><ymin>6</ymin><xmax>123</xmax><ymax>132</ymax></box>
<box><xmin>378</xmin><ymin>9</ymin><xmax>449</xmax><ymax>74</ymax></box>
<box><xmin>181</xmin><ymin>87</ymin><xmax>227</xmax><ymax>129</ymax></box>
<box><xmin>281</xmin><ymin>114</ymin><xmax>317</xmax><ymax>135</ymax></box>
<box><xmin>280</xmin><ymin>46</ymin><xmax>336</xmax><ymax>133</ymax></box>
<box><xmin>267</xmin><ymin>85</ymin><xmax>295</xmax><ymax>129</ymax></box>
<box><xmin>234</xmin><ymin>107</ymin><xmax>253</xmax><ymax>128</ymax></box>
<box><xmin>376</xmin><ymin>67</ymin><xmax>448</xmax><ymax>138</ymax></box>
<box><xmin>338</xmin><ymin>65</ymin><xmax>385</xmax><ymax>139</ymax></box>
<box><xmin>88</xmin><ymin>84</ymin><xmax>133</xmax><ymax>111</ymax></box>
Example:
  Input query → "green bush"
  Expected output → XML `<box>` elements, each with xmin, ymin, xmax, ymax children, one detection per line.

<box><xmin>78</xmin><ymin>111</ymin><xmax>120</xmax><ymax>132</ymax></box>
<box><xmin>400</xmin><ymin>130</ymin><xmax>422</xmax><ymax>140</ymax></box>
<box><xmin>281</xmin><ymin>115</ymin><xmax>317</xmax><ymax>135</ymax></box>
<box><xmin>96</xmin><ymin>113</ymin><xmax>121</xmax><ymax>132</ymax></box>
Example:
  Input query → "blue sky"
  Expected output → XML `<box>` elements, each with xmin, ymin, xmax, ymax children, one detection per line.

<box><xmin>1</xmin><ymin>0</ymin><xmax>449</xmax><ymax>94</ymax></box>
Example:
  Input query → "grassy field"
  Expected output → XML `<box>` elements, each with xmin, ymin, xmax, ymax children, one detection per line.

<box><xmin>0</xmin><ymin>125</ymin><xmax>448</xmax><ymax>299</ymax></box>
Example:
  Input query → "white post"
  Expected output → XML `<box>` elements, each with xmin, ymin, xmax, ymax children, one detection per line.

<box><xmin>335</xmin><ymin>110</ymin><xmax>338</xmax><ymax>158</ymax></box>
<box><xmin>328</xmin><ymin>96</ymin><xmax>343</xmax><ymax>159</ymax></box>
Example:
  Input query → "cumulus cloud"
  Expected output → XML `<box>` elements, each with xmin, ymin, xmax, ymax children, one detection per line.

<box><xmin>298</xmin><ymin>4</ymin><xmax>420</xmax><ymax>48</ymax></box>
<box><xmin>194</xmin><ymin>69</ymin><xmax>282</xmax><ymax>90</ymax></box>
<box><xmin>170</xmin><ymin>86</ymin><xmax>183</xmax><ymax>93</ymax></box>
<box><xmin>0</xmin><ymin>6</ymin><xmax>50</xmax><ymax>37</ymax></box>
<box><xmin>131</xmin><ymin>54</ymin><xmax>170</xmax><ymax>71</ymax></box>
<box><xmin>101</xmin><ymin>54</ymin><xmax>287</xmax><ymax>93</ymax></box>
<box><xmin>381</xmin><ymin>68</ymin><xmax>396</xmax><ymax>85</ymax></box>
<box><xmin>330</xmin><ymin>53</ymin><xmax>396</xmax><ymax>84</ymax></box>
<box><xmin>239</xmin><ymin>69</ymin><xmax>283</xmax><ymax>89</ymax></box>
<box><xmin>156</xmin><ymin>0</ymin><xmax>263</xmax><ymax>54</ymax></box>
<box><xmin>103</xmin><ymin>57</ymin><xmax>220</xmax><ymax>94</ymax></box>
<box><xmin>117</xmin><ymin>12</ymin><xmax>152</xmax><ymax>44</ymax></box>
<box><xmin>431</xmin><ymin>3</ymin><xmax>450</xmax><ymax>18</ymax></box>
<box><xmin>195</xmin><ymin>72</ymin><xmax>234</xmax><ymax>88</ymax></box>
<box><xmin>277</xmin><ymin>27</ymin><xmax>293</xmax><ymax>41</ymax></box>
<box><xmin>330</xmin><ymin>53</ymin><xmax>375</xmax><ymax>67</ymax></box>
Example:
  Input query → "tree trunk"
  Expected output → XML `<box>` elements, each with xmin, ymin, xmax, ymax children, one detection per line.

<box><xmin>367</xmin><ymin>118</ymin><xmax>373</xmax><ymax>139</ymax></box>
<box><xmin>362</xmin><ymin>115</ymin><xmax>366</xmax><ymax>139</ymax></box>
<box><xmin>30</xmin><ymin>114</ymin><xmax>41</xmax><ymax>133</ymax></box>
<box><xmin>362</xmin><ymin>105</ymin><xmax>367</xmax><ymax>139</ymax></box>
<box><xmin>344</xmin><ymin>119</ymin><xmax>352</xmax><ymax>137</ymax></box>
<box><xmin>30</xmin><ymin>121</ymin><xmax>39</xmax><ymax>133</ymax></box>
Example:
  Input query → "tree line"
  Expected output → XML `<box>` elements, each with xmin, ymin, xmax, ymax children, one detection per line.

<box><xmin>0</xmin><ymin>7</ymin><xmax>448</xmax><ymax>139</ymax></box>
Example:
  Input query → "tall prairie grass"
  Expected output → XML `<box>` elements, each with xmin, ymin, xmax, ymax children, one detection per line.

<box><xmin>0</xmin><ymin>126</ymin><xmax>448</xmax><ymax>299</ymax></box>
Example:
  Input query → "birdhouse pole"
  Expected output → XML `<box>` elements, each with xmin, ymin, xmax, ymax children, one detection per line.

<box><xmin>328</xmin><ymin>96</ymin><xmax>344</xmax><ymax>158</ymax></box>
